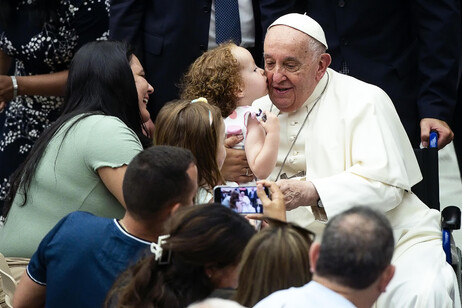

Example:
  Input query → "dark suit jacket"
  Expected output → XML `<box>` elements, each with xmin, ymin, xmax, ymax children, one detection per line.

<box><xmin>304</xmin><ymin>0</ymin><xmax>461</xmax><ymax>146</ymax></box>
<box><xmin>110</xmin><ymin>0</ymin><xmax>304</xmax><ymax>119</ymax></box>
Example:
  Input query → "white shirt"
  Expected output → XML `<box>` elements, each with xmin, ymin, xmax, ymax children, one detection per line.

<box><xmin>254</xmin><ymin>281</ymin><xmax>356</xmax><ymax>308</ymax></box>
<box><xmin>208</xmin><ymin>0</ymin><xmax>256</xmax><ymax>49</ymax></box>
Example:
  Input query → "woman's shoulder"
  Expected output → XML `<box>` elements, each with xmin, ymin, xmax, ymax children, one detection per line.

<box><xmin>68</xmin><ymin>114</ymin><xmax>136</xmax><ymax>139</ymax></box>
<box><xmin>76</xmin><ymin>114</ymin><xmax>126</xmax><ymax>126</ymax></box>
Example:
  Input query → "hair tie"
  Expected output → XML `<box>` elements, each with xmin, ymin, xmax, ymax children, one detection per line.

<box><xmin>190</xmin><ymin>97</ymin><xmax>213</xmax><ymax>126</ymax></box>
<box><xmin>150</xmin><ymin>234</ymin><xmax>171</xmax><ymax>265</ymax></box>
<box><xmin>191</xmin><ymin>97</ymin><xmax>208</xmax><ymax>104</ymax></box>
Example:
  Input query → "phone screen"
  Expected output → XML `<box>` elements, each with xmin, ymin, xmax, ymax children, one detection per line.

<box><xmin>213</xmin><ymin>185</ymin><xmax>267</xmax><ymax>214</ymax></box>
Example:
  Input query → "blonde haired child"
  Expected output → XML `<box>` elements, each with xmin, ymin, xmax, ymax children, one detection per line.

<box><xmin>154</xmin><ymin>98</ymin><xmax>225</xmax><ymax>203</ymax></box>
<box><xmin>181</xmin><ymin>43</ymin><xmax>279</xmax><ymax>181</ymax></box>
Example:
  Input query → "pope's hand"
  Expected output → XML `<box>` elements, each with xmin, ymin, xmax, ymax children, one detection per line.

<box><xmin>276</xmin><ymin>179</ymin><xmax>319</xmax><ymax>211</ymax></box>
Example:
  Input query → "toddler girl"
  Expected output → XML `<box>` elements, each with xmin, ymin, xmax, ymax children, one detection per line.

<box><xmin>154</xmin><ymin>98</ymin><xmax>225</xmax><ymax>203</ymax></box>
<box><xmin>181</xmin><ymin>42</ymin><xmax>279</xmax><ymax>182</ymax></box>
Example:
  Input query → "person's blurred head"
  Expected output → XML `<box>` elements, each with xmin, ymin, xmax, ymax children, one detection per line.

<box><xmin>229</xmin><ymin>191</ymin><xmax>239</xmax><ymax>210</ymax></box>
<box><xmin>123</xmin><ymin>146</ymin><xmax>198</xmax><ymax>220</ymax></box>
<box><xmin>312</xmin><ymin>206</ymin><xmax>395</xmax><ymax>292</ymax></box>
<box><xmin>106</xmin><ymin>204</ymin><xmax>256</xmax><ymax>308</ymax></box>
<box><xmin>154</xmin><ymin>99</ymin><xmax>225</xmax><ymax>193</ymax></box>
<box><xmin>264</xmin><ymin>14</ymin><xmax>331</xmax><ymax>113</ymax></box>
<box><xmin>234</xmin><ymin>219</ymin><xmax>314</xmax><ymax>307</ymax></box>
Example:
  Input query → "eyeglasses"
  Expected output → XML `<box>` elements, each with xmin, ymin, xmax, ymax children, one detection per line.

<box><xmin>263</xmin><ymin>216</ymin><xmax>316</xmax><ymax>244</ymax></box>
<box><xmin>191</xmin><ymin>97</ymin><xmax>213</xmax><ymax>126</ymax></box>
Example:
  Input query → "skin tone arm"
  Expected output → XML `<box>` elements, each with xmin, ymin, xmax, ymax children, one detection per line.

<box><xmin>0</xmin><ymin>70</ymin><xmax>68</xmax><ymax>112</ymax></box>
<box><xmin>0</xmin><ymin>49</ymin><xmax>12</xmax><ymax>75</ymax></box>
<box><xmin>245</xmin><ymin>111</ymin><xmax>280</xmax><ymax>179</ymax></box>
<box><xmin>0</xmin><ymin>49</ymin><xmax>12</xmax><ymax>111</ymax></box>
<box><xmin>12</xmin><ymin>270</ymin><xmax>46</xmax><ymax>308</ymax></box>
<box><xmin>97</xmin><ymin>165</ymin><xmax>128</xmax><ymax>208</ymax></box>
<box><xmin>221</xmin><ymin>135</ymin><xmax>255</xmax><ymax>183</ymax></box>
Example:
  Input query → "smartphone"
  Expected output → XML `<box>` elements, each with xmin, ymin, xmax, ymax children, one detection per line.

<box><xmin>213</xmin><ymin>185</ymin><xmax>268</xmax><ymax>214</ymax></box>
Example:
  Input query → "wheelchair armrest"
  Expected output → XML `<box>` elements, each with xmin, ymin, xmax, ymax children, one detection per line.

<box><xmin>442</xmin><ymin>206</ymin><xmax>461</xmax><ymax>230</ymax></box>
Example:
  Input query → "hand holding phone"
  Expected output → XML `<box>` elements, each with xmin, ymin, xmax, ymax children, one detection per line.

<box><xmin>214</xmin><ymin>185</ymin><xmax>268</xmax><ymax>214</ymax></box>
<box><xmin>246</xmin><ymin>180</ymin><xmax>287</xmax><ymax>222</ymax></box>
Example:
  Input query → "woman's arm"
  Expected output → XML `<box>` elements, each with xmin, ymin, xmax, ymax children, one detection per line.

<box><xmin>0</xmin><ymin>71</ymin><xmax>68</xmax><ymax>106</ymax></box>
<box><xmin>0</xmin><ymin>49</ymin><xmax>12</xmax><ymax>74</ymax></box>
<box><xmin>15</xmin><ymin>70</ymin><xmax>68</xmax><ymax>97</ymax></box>
<box><xmin>0</xmin><ymin>49</ymin><xmax>13</xmax><ymax>111</ymax></box>
<box><xmin>98</xmin><ymin>165</ymin><xmax>128</xmax><ymax>208</ymax></box>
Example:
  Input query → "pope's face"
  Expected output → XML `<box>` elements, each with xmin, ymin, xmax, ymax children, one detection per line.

<box><xmin>264</xmin><ymin>26</ymin><xmax>321</xmax><ymax>112</ymax></box>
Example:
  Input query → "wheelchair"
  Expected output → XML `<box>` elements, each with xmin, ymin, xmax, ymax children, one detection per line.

<box><xmin>411</xmin><ymin>132</ymin><xmax>462</xmax><ymax>298</ymax></box>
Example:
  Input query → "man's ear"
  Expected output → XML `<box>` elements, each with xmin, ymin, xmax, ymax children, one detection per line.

<box><xmin>377</xmin><ymin>264</ymin><xmax>395</xmax><ymax>293</ymax></box>
<box><xmin>309</xmin><ymin>242</ymin><xmax>321</xmax><ymax>273</ymax></box>
<box><xmin>169</xmin><ymin>203</ymin><xmax>182</xmax><ymax>215</ymax></box>
<box><xmin>316</xmin><ymin>53</ymin><xmax>331</xmax><ymax>81</ymax></box>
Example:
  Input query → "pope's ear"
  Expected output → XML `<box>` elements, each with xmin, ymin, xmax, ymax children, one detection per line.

<box><xmin>316</xmin><ymin>53</ymin><xmax>331</xmax><ymax>81</ymax></box>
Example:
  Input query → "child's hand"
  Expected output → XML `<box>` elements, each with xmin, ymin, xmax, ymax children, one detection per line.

<box><xmin>259</xmin><ymin>111</ymin><xmax>279</xmax><ymax>134</ymax></box>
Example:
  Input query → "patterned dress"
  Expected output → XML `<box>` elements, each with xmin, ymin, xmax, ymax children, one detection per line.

<box><xmin>0</xmin><ymin>0</ymin><xmax>109</xmax><ymax>209</ymax></box>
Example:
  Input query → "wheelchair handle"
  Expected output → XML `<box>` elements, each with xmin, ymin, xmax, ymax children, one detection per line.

<box><xmin>429</xmin><ymin>131</ymin><xmax>438</xmax><ymax>149</ymax></box>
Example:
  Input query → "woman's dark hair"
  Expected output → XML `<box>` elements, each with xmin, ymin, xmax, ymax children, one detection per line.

<box><xmin>105</xmin><ymin>204</ymin><xmax>256</xmax><ymax>308</ymax></box>
<box><xmin>0</xmin><ymin>0</ymin><xmax>59</xmax><ymax>28</ymax></box>
<box><xmin>229</xmin><ymin>191</ymin><xmax>239</xmax><ymax>211</ymax></box>
<box><xmin>2</xmin><ymin>40</ymin><xmax>151</xmax><ymax>218</ymax></box>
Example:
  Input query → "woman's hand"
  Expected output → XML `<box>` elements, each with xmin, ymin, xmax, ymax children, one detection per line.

<box><xmin>246</xmin><ymin>180</ymin><xmax>286</xmax><ymax>222</ymax></box>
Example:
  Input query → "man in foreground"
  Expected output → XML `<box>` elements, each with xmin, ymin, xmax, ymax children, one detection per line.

<box><xmin>255</xmin><ymin>207</ymin><xmax>395</xmax><ymax>308</ymax></box>
<box><xmin>12</xmin><ymin>146</ymin><xmax>198</xmax><ymax>308</ymax></box>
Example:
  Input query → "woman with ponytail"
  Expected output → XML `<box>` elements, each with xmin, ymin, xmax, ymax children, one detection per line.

<box><xmin>105</xmin><ymin>204</ymin><xmax>255</xmax><ymax>308</ymax></box>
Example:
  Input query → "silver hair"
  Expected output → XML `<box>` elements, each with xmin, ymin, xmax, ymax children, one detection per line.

<box><xmin>307</xmin><ymin>36</ymin><xmax>326</xmax><ymax>63</ymax></box>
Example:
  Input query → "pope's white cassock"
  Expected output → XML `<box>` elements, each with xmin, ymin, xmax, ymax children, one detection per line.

<box><xmin>254</xmin><ymin>68</ymin><xmax>460</xmax><ymax>308</ymax></box>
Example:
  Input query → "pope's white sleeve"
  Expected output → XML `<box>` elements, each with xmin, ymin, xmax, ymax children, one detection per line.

<box><xmin>311</xmin><ymin>172</ymin><xmax>405</xmax><ymax>219</ymax></box>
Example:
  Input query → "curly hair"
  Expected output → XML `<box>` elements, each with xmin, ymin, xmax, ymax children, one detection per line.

<box><xmin>180</xmin><ymin>42</ymin><xmax>242</xmax><ymax>118</ymax></box>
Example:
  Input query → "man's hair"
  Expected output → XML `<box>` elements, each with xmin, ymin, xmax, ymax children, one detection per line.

<box><xmin>122</xmin><ymin>146</ymin><xmax>196</xmax><ymax>219</ymax></box>
<box><xmin>316</xmin><ymin>206</ymin><xmax>394</xmax><ymax>289</ymax></box>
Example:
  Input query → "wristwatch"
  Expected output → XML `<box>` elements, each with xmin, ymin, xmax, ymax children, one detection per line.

<box><xmin>317</xmin><ymin>198</ymin><xmax>324</xmax><ymax>208</ymax></box>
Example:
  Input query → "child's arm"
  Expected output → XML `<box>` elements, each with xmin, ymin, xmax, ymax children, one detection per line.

<box><xmin>245</xmin><ymin>111</ymin><xmax>280</xmax><ymax>179</ymax></box>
